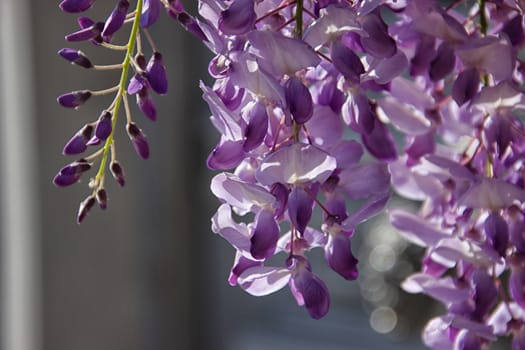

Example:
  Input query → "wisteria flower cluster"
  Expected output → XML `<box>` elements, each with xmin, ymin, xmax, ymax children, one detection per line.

<box><xmin>54</xmin><ymin>0</ymin><xmax>525</xmax><ymax>347</ymax></box>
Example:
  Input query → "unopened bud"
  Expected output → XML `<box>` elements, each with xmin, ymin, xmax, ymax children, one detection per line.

<box><xmin>77</xmin><ymin>195</ymin><xmax>96</xmax><ymax>224</ymax></box>
<box><xmin>110</xmin><ymin>161</ymin><xmax>125</xmax><ymax>187</ymax></box>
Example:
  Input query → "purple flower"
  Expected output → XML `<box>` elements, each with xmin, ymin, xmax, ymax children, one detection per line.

<box><xmin>58</xmin><ymin>48</ymin><xmax>93</xmax><ymax>68</ymax></box>
<box><xmin>94</xmin><ymin>110</ymin><xmax>112</xmax><ymax>141</ymax></box>
<box><xmin>136</xmin><ymin>88</ymin><xmax>157</xmax><ymax>121</ymax></box>
<box><xmin>330</xmin><ymin>41</ymin><xmax>364</xmax><ymax>83</ymax></box>
<box><xmin>324</xmin><ymin>231</ymin><xmax>358</xmax><ymax>280</ymax></box>
<box><xmin>285</xmin><ymin>77</ymin><xmax>314</xmax><ymax>124</ymax></box>
<box><xmin>59</xmin><ymin>0</ymin><xmax>96</xmax><ymax>13</ymax></box>
<box><xmin>250</xmin><ymin>209</ymin><xmax>279</xmax><ymax>260</ymax></box>
<box><xmin>65</xmin><ymin>17</ymin><xmax>104</xmax><ymax>42</ymax></box>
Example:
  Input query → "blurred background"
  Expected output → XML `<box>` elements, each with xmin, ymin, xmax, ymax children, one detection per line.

<box><xmin>0</xmin><ymin>1</ymin><xmax>435</xmax><ymax>349</ymax></box>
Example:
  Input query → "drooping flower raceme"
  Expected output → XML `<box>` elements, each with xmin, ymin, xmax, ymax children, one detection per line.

<box><xmin>54</xmin><ymin>0</ymin><xmax>525</xmax><ymax>347</ymax></box>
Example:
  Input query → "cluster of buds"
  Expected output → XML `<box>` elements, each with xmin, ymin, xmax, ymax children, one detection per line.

<box><xmin>53</xmin><ymin>0</ymin><xmax>168</xmax><ymax>223</ymax></box>
<box><xmin>54</xmin><ymin>0</ymin><xmax>525</xmax><ymax>347</ymax></box>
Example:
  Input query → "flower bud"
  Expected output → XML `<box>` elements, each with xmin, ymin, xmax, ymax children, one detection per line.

<box><xmin>146</xmin><ymin>52</ymin><xmax>168</xmax><ymax>95</ymax></box>
<box><xmin>140</xmin><ymin>0</ymin><xmax>161</xmax><ymax>28</ymax></box>
<box><xmin>331</xmin><ymin>41</ymin><xmax>364</xmax><ymax>83</ymax></box>
<box><xmin>59</xmin><ymin>0</ymin><xmax>96</xmax><ymax>13</ymax></box>
<box><xmin>57</xmin><ymin>90</ymin><xmax>92</xmax><ymax>108</ymax></box>
<box><xmin>94</xmin><ymin>110</ymin><xmax>112</xmax><ymax>141</ymax></box>
<box><xmin>63</xmin><ymin>124</ymin><xmax>94</xmax><ymax>155</ymax></box>
<box><xmin>126</xmin><ymin>122</ymin><xmax>150</xmax><ymax>159</ymax></box>
<box><xmin>65</xmin><ymin>18</ymin><xmax>104</xmax><ymax>42</ymax></box>
<box><xmin>110</xmin><ymin>161</ymin><xmax>125</xmax><ymax>187</ymax></box>
<box><xmin>77</xmin><ymin>195</ymin><xmax>96</xmax><ymax>224</ymax></box>
<box><xmin>53</xmin><ymin>159</ymin><xmax>91</xmax><ymax>187</ymax></box>
<box><xmin>137</xmin><ymin>88</ymin><xmax>157</xmax><ymax>121</ymax></box>
<box><xmin>101</xmin><ymin>0</ymin><xmax>129</xmax><ymax>40</ymax></box>
<box><xmin>58</xmin><ymin>48</ymin><xmax>93</xmax><ymax>68</ymax></box>
<box><xmin>96</xmin><ymin>188</ymin><xmax>108</xmax><ymax>210</ymax></box>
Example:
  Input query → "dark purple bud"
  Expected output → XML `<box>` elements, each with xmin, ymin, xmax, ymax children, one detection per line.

<box><xmin>63</xmin><ymin>124</ymin><xmax>94</xmax><ymax>155</ymax></box>
<box><xmin>243</xmin><ymin>101</ymin><xmax>268</xmax><ymax>151</ymax></box>
<box><xmin>218</xmin><ymin>0</ymin><xmax>256</xmax><ymax>35</ymax></box>
<box><xmin>101</xmin><ymin>0</ymin><xmax>129</xmax><ymax>40</ymax></box>
<box><xmin>331</xmin><ymin>41</ymin><xmax>364</xmax><ymax>83</ymax></box>
<box><xmin>288</xmin><ymin>187</ymin><xmax>314</xmax><ymax>236</ymax></box>
<box><xmin>110</xmin><ymin>161</ymin><xmax>125</xmax><ymax>187</ymax></box>
<box><xmin>59</xmin><ymin>0</ymin><xmax>96</xmax><ymax>13</ymax></box>
<box><xmin>271</xmin><ymin>183</ymin><xmax>289</xmax><ymax>220</ymax></box>
<box><xmin>285</xmin><ymin>77</ymin><xmax>313</xmax><ymax>124</ymax></box>
<box><xmin>57</xmin><ymin>90</ymin><xmax>92</xmax><ymax>108</ymax></box>
<box><xmin>137</xmin><ymin>88</ymin><xmax>157</xmax><ymax>121</ymax></box>
<box><xmin>510</xmin><ymin>266</ymin><xmax>525</xmax><ymax>309</ymax></box>
<box><xmin>94</xmin><ymin>110</ymin><xmax>112</xmax><ymax>141</ymax></box>
<box><xmin>65</xmin><ymin>19</ymin><xmax>104</xmax><ymax>42</ymax></box>
<box><xmin>502</xmin><ymin>15</ymin><xmax>524</xmax><ymax>47</ymax></box>
<box><xmin>484</xmin><ymin>212</ymin><xmax>509</xmax><ymax>257</ymax></box>
<box><xmin>140</xmin><ymin>0</ymin><xmax>161</xmax><ymax>28</ymax></box>
<box><xmin>126</xmin><ymin>122</ymin><xmax>149</xmax><ymax>159</ymax></box>
<box><xmin>174</xmin><ymin>12</ymin><xmax>207</xmax><ymax>42</ymax></box>
<box><xmin>361</xmin><ymin>120</ymin><xmax>397</xmax><ymax>161</ymax></box>
<box><xmin>53</xmin><ymin>159</ymin><xmax>91</xmax><ymax>187</ymax></box>
<box><xmin>360</xmin><ymin>12</ymin><xmax>396</xmax><ymax>58</ymax></box>
<box><xmin>290</xmin><ymin>257</ymin><xmax>330</xmax><ymax>319</ymax></box>
<box><xmin>452</xmin><ymin>68</ymin><xmax>480</xmax><ymax>106</ymax></box>
<box><xmin>96</xmin><ymin>188</ymin><xmax>108</xmax><ymax>210</ymax></box>
<box><xmin>250</xmin><ymin>209</ymin><xmax>279</xmax><ymax>260</ymax></box>
<box><xmin>128</xmin><ymin>74</ymin><xmax>149</xmax><ymax>95</ymax></box>
<box><xmin>429</xmin><ymin>42</ymin><xmax>455</xmax><ymax>81</ymax></box>
<box><xmin>206</xmin><ymin>139</ymin><xmax>245</xmax><ymax>170</ymax></box>
<box><xmin>58</xmin><ymin>48</ymin><xmax>93</xmax><ymax>68</ymax></box>
<box><xmin>145</xmin><ymin>52</ymin><xmax>168</xmax><ymax>95</ymax></box>
<box><xmin>77</xmin><ymin>195</ymin><xmax>96</xmax><ymax>224</ymax></box>
<box><xmin>324</xmin><ymin>232</ymin><xmax>358</xmax><ymax>280</ymax></box>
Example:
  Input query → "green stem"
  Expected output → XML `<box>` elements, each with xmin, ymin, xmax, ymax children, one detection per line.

<box><xmin>479</xmin><ymin>0</ymin><xmax>488</xmax><ymax>36</ymax></box>
<box><xmin>95</xmin><ymin>0</ymin><xmax>143</xmax><ymax>187</ymax></box>
<box><xmin>294</xmin><ymin>0</ymin><xmax>304</xmax><ymax>38</ymax></box>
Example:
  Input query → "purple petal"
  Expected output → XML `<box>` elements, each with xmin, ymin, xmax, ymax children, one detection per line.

<box><xmin>285</xmin><ymin>77</ymin><xmax>313</xmax><ymax>124</ymax></box>
<box><xmin>146</xmin><ymin>52</ymin><xmax>168</xmax><ymax>95</ymax></box>
<box><xmin>458</xmin><ymin>178</ymin><xmax>525</xmax><ymax>210</ymax></box>
<box><xmin>250</xmin><ymin>209</ymin><xmax>279</xmax><ymax>260</ymax></box>
<box><xmin>126</xmin><ymin>122</ymin><xmax>149</xmax><ymax>159</ymax></box>
<box><xmin>228</xmin><ymin>252</ymin><xmax>261</xmax><ymax>286</ymax></box>
<box><xmin>324</xmin><ymin>232</ymin><xmax>358</xmax><ymax>280</ymax></box>
<box><xmin>140</xmin><ymin>0</ymin><xmax>161</xmax><ymax>28</ymax></box>
<box><xmin>218</xmin><ymin>0</ymin><xmax>256</xmax><ymax>35</ymax></box>
<box><xmin>210</xmin><ymin>172</ymin><xmax>276</xmax><ymax>214</ymax></box>
<box><xmin>429</xmin><ymin>42</ymin><xmax>455</xmax><ymax>81</ymax></box>
<box><xmin>256</xmin><ymin>143</ymin><xmax>337</xmax><ymax>186</ymax></box>
<box><xmin>342</xmin><ymin>92</ymin><xmax>375</xmax><ymax>134</ymax></box>
<box><xmin>410</xmin><ymin>34</ymin><xmax>436</xmax><ymax>76</ymax></box>
<box><xmin>331</xmin><ymin>41</ymin><xmax>364</xmax><ymax>83</ymax></box>
<box><xmin>484</xmin><ymin>212</ymin><xmax>509</xmax><ymax>257</ymax></box>
<box><xmin>243</xmin><ymin>101</ymin><xmax>268</xmax><ymax>151</ymax></box>
<box><xmin>53</xmin><ymin>159</ymin><xmax>91</xmax><ymax>187</ymax></box>
<box><xmin>360</xmin><ymin>12</ymin><xmax>396</xmax><ymax>58</ymax></box>
<box><xmin>502</xmin><ymin>15</ymin><xmax>525</xmax><ymax>47</ymax></box>
<box><xmin>337</xmin><ymin>162</ymin><xmax>390</xmax><ymax>199</ymax></box>
<box><xmin>402</xmin><ymin>273</ymin><xmax>471</xmax><ymax>304</ymax></box>
<box><xmin>128</xmin><ymin>74</ymin><xmax>148</xmax><ymax>95</ymax></box>
<box><xmin>288</xmin><ymin>186</ymin><xmax>314</xmax><ymax>236</ymax></box>
<box><xmin>364</xmin><ymin>50</ymin><xmax>407</xmax><ymax>84</ymax></box>
<box><xmin>330</xmin><ymin>140</ymin><xmax>363</xmax><ymax>169</ymax></box>
<box><xmin>377</xmin><ymin>96</ymin><xmax>431</xmax><ymax>135</ymax></box>
<box><xmin>57</xmin><ymin>90</ymin><xmax>92</xmax><ymax>108</ymax></box>
<box><xmin>211</xmin><ymin>203</ymin><xmax>251</xmax><ymax>256</ymax></box>
<box><xmin>65</xmin><ymin>21</ymin><xmax>104</xmax><ymax>42</ymax></box>
<box><xmin>405</xmin><ymin>131</ymin><xmax>435</xmax><ymax>161</ymax></box>
<box><xmin>452</xmin><ymin>68</ymin><xmax>480</xmax><ymax>106</ymax></box>
<box><xmin>101</xmin><ymin>0</ymin><xmax>129</xmax><ymax>39</ymax></box>
<box><xmin>271</xmin><ymin>183</ymin><xmax>289</xmax><ymax>220</ymax></box>
<box><xmin>59</xmin><ymin>0</ymin><xmax>96</xmax><ymax>13</ymax></box>
<box><xmin>390</xmin><ymin>210</ymin><xmax>450</xmax><ymax>247</ymax></box>
<box><xmin>471</xmin><ymin>269</ymin><xmax>498</xmax><ymax>319</ymax></box>
<box><xmin>248</xmin><ymin>30</ymin><xmax>321</xmax><ymax>77</ymax></box>
<box><xmin>361</xmin><ymin>121</ymin><xmax>397</xmax><ymax>161</ymax></box>
<box><xmin>290</xmin><ymin>260</ymin><xmax>330</xmax><ymax>319</ymax></box>
<box><xmin>306</xmin><ymin>105</ymin><xmax>343</xmax><ymax>148</ymax></box>
<box><xmin>206</xmin><ymin>139</ymin><xmax>245</xmax><ymax>170</ymax></box>
<box><xmin>237</xmin><ymin>266</ymin><xmax>291</xmax><ymax>296</ymax></box>
<box><xmin>342</xmin><ymin>193</ymin><xmax>390</xmax><ymax>230</ymax></box>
